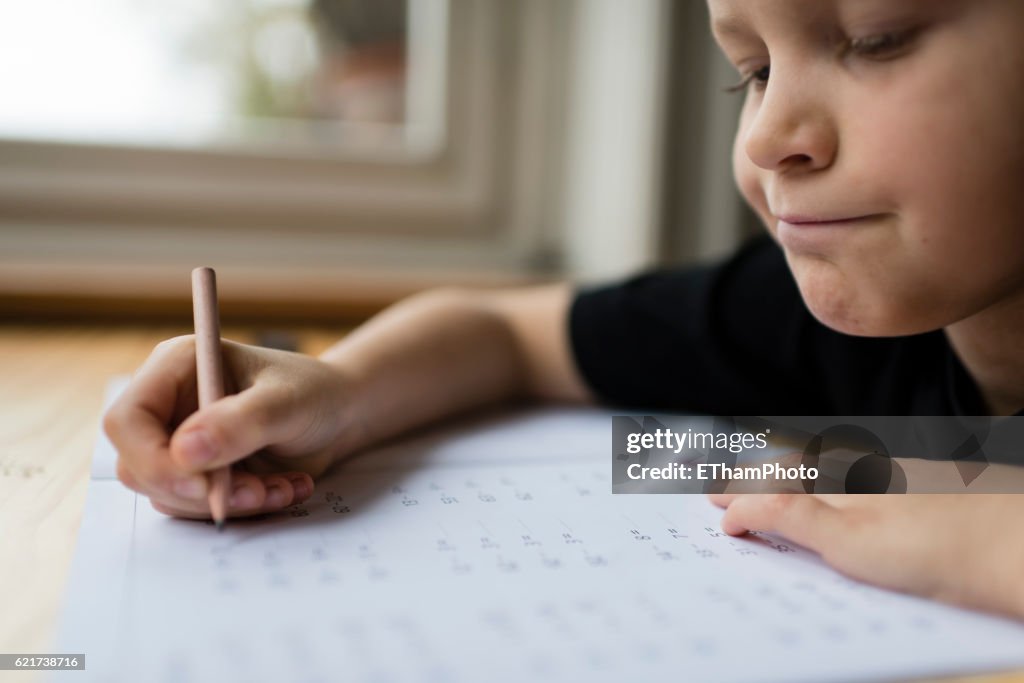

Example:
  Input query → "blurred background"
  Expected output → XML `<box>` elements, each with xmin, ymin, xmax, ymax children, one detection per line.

<box><xmin>0</xmin><ymin>0</ymin><xmax>755</xmax><ymax>324</ymax></box>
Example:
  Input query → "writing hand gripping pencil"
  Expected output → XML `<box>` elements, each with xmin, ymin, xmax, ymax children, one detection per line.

<box><xmin>102</xmin><ymin>337</ymin><xmax>359</xmax><ymax>519</ymax></box>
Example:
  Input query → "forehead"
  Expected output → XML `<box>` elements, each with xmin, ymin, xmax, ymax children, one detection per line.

<box><xmin>707</xmin><ymin>0</ymin><xmax>826</xmax><ymax>28</ymax></box>
<box><xmin>707</xmin><ymin>0</ymin><xmax>960</xmax><ymax>34</ymax></box>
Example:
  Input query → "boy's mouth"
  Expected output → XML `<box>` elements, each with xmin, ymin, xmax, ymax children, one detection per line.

<box><xmin>775</xmin><ymin>214</ymin><xmax>875</xmax><ymax>227</ymax></box>
<box><xmin>773</xmin><ymin>214</ymin><xmax>883</xmax><ymax>251</ymax></box>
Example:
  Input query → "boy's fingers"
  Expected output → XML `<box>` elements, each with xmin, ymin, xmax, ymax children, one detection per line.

<box><xmin>113</xmin><ymin>336</ymin><xmax>197</xmax><ymax>426</ymax></box>
<box><xmin>225</xmin><ymin>471</ymin><xmax>312</xmax><ymax>513</ymax></box>
<box><xmin>280</xmin><ymin>472</ymin><xmax>315</xmax><ymax>503</ymax></box>
<box><xmin>115</xmin><ymin>460</ymin><xmax>142</xmax><ymax>493</ymax></box>
<box><xmin>117</xmin><ymin>459</ymin><xmax>204</xmax><ymax>514</ymax></box>
<box><xmin>150</xmin><ymin>499</ymin><xmax>214</xmax><ymax>520</ymax></box>
<box><xmin>223</xmin><ymin>470</ymin><xmax>268</xmax><ymax>511</ymax></box>
<box><xmin>169</xmin><ymin>386</ymin><xmax>307</xmax><ymax>472</ymax></box>
<box><xmin>719</xmin><ymin>494</ymin><xmax>848</xmax><ymax>553</ymax></box>
<box><xmin>116</xmin><ymin>445</ymin><xmax>210</xmax><ymax>510</ymax></box>
<box><xmin>259</xmin><ymin>475</ymin><xmax>297</xmax><ymax>511</ymax></box>
<box><xmin>708</xmin><ymin>492</ymin><xmax>738</xmax><ymax>508</ymax></box>
<box><xmin>103</xmin><ymin>390</ymin><xmax>179</xmax><ymax>474</ymax></box>
<box><xmin>148</xmin><ymin>471</ymin><xmax>315</xmax><ymax>519</ymax></box>
<box><xmin>104</xmin><ymin>337</ymin><xmax>199</xmax><ymax>499</ymax></box>
<box><xmin>149</xmin><ymin>471</ymin><xmax>268</xmax><ymax>519</ymax></box>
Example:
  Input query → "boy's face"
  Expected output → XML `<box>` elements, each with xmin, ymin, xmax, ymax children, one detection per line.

<box><xmin>709</xmin><ymin>0</ymin><xmax>1024</xmax><ymax>336</ymax></box>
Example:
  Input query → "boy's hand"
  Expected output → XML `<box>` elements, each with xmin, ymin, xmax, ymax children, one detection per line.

<box><xmin>709</xmin><ymin>493</ymin><xmax>1024</xmax><ymax>620</ymax></box>
<box><xmin>104</xmin><ymin>336</ymin><xmax>358</xmax><ymax>520</ymax></box>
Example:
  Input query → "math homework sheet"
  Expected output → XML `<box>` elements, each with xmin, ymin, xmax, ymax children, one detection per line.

<box><xmin>53</xmin><ymin>379</ymin><xmax>1024</xmax><ymax>683</ymax></box>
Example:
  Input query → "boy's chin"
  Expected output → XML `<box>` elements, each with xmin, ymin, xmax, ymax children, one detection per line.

<box><xmin>795</xmin><ymin>278</ymin><xmax>931</xmax><ymax>338</ymax></box>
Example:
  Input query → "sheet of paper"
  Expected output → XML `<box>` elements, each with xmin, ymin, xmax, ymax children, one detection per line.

<box><xmin>53</xmin><ymin>378</ymin><xmax>1024</xmax><ymax>682</ymax></box>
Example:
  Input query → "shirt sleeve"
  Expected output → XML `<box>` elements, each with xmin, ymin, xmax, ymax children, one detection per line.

<box><xmin>568</xmin><ymin>236</ymin><xmax>828</xmax><ymax>414</ymax></box>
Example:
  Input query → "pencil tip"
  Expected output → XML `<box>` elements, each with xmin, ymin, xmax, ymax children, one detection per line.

<box><xmin>215</xmin><ymin>519</ymin><xmax>225</xmax><ymax>532</ymax></box>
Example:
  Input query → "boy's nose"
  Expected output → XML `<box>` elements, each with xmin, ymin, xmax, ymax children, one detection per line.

<box><xmin>742</xmin><ymin>69</ymin><xmax>837</xmax><ymax>174</ymax></box>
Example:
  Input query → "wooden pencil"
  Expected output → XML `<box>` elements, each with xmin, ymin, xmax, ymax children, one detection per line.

<box><xmin>191</xmin><ymin>267</ymin><xmax>231</xmax><ymax>531</ymax></box>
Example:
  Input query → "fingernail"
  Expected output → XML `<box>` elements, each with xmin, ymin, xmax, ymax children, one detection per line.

<box><xmin>178</xmin><ymin>430</ymin><xmax>217</xmax><ymax>465</ymax></box>
<box><xmin>265</xmin><ymin>484</ymin><xmax>287</xmax><ymax>509</ymax></box>
<box><xmin>173</xmin><ymin>476</ymin><xmax>207</xmax><ymax>500</ymax></box>
<box><xmin>288</xmin><ymin>475</ymin><xmax>312</xmax><ymax>501</ymax></box>
<box><xmin>230</xmin><ymin>485</ymin><xmax>259</xmax><ymax>509</ymax></box>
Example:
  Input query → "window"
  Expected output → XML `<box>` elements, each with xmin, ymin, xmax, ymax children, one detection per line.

<box><xmin>0</xmin><ymin>0</ymin><xmax>443</xmax><ymax>156</ymax></box>
<box><xmin>0</xmin><ymin>1</ymin><xmax>710</xmax><ymax>316</ymax></box>
<box><xmin>0</xmin><ymin>0</ymin><xmax>576</xmax><ymax>308</ymax></box>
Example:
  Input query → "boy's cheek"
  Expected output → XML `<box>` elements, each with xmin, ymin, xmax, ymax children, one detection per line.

<box><xmin>732</xmin><ymin>106</ymin><xmax>771</xmax><ymax>219</ymax></box>
<box><xmin>733</xmin><ymin>137</ymin><xmax>770</xmax><ymax>224</ymax></box>
<box><xmin>732</xmin><ymin>147</ymin><xmax>772</xmax><ymax>233</ymax></box>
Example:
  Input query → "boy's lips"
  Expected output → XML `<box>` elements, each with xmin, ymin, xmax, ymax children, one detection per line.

<box><xmin>775</xmin><ymin>214</ymin><xmax>875</xmax><ymax>226</ymax></box>
<box><xmin>774</xmin><ymin>213</ymin><xmax>883</xmax><ymax>251</ymax></box>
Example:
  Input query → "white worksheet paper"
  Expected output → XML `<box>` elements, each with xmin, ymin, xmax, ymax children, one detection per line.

<box><xmin>54</xmin><ymin>379</ymin><xmax>1024</xmax><ymax>682</ymax></box>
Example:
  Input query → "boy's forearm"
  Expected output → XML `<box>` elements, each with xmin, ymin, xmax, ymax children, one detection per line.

<box><xmin>318</xmin><ymin>286</ymin><xmax>590</xmax><ymax>455</ymax></box>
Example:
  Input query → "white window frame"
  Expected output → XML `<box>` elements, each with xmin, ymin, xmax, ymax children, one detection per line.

<box><xmin>0</xmin><ymin>0</ymin><xmax>678</xmax><ymax>306</ymax></box>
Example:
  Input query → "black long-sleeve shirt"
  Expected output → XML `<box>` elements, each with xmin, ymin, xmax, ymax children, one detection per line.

<box><xmin>570</xmin><ymin>236</ymin><xmax>1022</xmax><ymax>418</ymax></box>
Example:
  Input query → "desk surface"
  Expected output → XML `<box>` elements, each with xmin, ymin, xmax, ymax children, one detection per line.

<box><xmin>1</xmin><ymin>324</ymin><xmax>1021</xmax><ymax>683</ymax></box>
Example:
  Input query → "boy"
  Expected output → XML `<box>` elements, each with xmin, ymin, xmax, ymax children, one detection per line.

<box><xmin>104</xmin><ymin>0</ymin><xmax>1024</xmax><ymax>619</ymax></box>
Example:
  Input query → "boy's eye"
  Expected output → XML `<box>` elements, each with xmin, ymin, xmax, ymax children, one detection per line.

<box><xmin>845</xmin><ymin>28</ymin><xmax>919</xmax><ymax>60</ymax></box>
<box><xmin>721</xmin><ymin>26</ymin><xmax>919</xmax><ymax>95</ymax></box>
<box><xmin>724</xmin><ymin>64</ymin><xmax>770</xmax><ymax>94</ymax></box>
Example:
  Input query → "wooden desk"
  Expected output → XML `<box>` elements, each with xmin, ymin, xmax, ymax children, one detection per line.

<box><xmin>0</xmin><ymin>325</ymin><xmax>340</xmax><ymax>682</ymax></box>
<box><xmin>1</xmin><ymin>325</ymin><xmax>1021</xmax><ymax>683</ymax></box>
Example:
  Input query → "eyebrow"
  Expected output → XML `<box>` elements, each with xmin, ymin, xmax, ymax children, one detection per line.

<box><xmin>710</xmin><ymin>14</ymin><xmax>756</xmax><ymax>40</ymax></box>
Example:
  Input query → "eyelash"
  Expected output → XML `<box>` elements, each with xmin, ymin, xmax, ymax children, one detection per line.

<box><xmin>723</xmin><ymin>29</ymin><xmax>918</xmax><ymax>95</ymax></box>
<box><xmin>724</xmin><ymin>65</ymin><xmax>770</xmax><ymax>94</ymax></box>
<box><xmin>844</xmin><ymin>28</ymin><xmax>920</xmax><ymax>59</ymax></box>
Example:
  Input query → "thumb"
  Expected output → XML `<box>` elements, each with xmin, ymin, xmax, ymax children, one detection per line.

<box><xmin>169</xmin><ymin>385</ymin><xmax>304</xmax><ymax>471</ymax></box>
